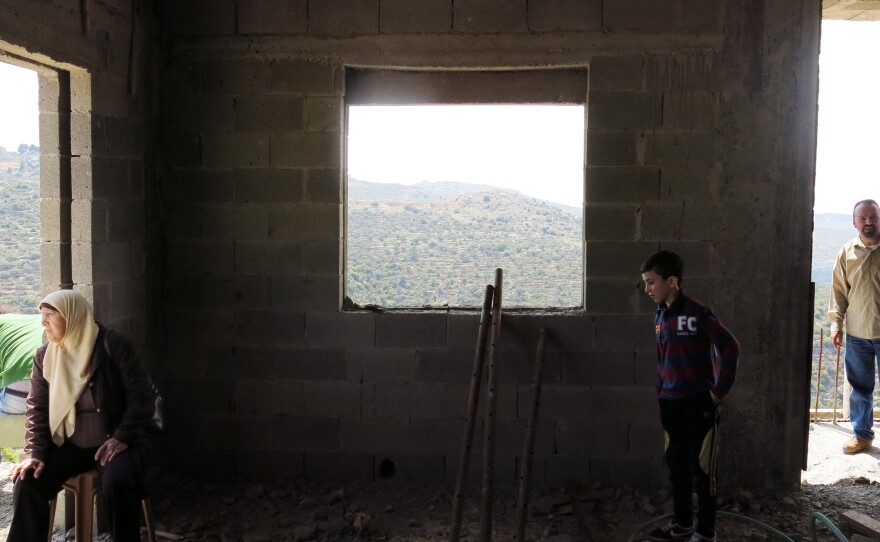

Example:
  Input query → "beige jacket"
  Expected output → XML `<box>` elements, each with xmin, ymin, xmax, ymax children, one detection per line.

<box><xmin>829</xmin><ymin>236</ymin><xmax>880</xmax><ymax>340</ymax></box>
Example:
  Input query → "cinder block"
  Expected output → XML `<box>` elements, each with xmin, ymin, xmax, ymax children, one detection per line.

<box><xmin>106</xmin><ymin>116</ymin><xmax>143</xmax><ymax>157</ymax></box>
<box><xmin>38</xmin><ymin>111</ymin><xmax>62</xmax><ymax>155</ymax></box>
<box><xmin>556</xmin><ymin>419</ymin><xmax>627</xmax><ymax>456</ymax></box>
<box><xmin>447</xmin><ymin>313</ymin><xmax>482</xmax><ymax>350</ymax></box>
<box><xmin>170</xmin><ymin>95</ymin><xmax>235</xmax><ymax>132</ymax></box>
<box><xmin>234</xmin><ymin>377</ymin><xmax>306</xmax><ymax>416</ymax></box>
<box><xmin>271</xmin><ymin>60</ymin><xmax>341</xmax><ymax>95</ymax></box>
<box><xmin>166</xmin><ymin>239</ymin><xmax>235</xmax><ymax>276</ymax></box>
<box><xmin>236</xmin><ymin>450</ymin><xmax>304</xmax><ymax>478</ymax></box>
<box><xmin>346</xmin><ymin>348</ymin><xmax>416</xmax><ymax>383</ymax></box>
<box><xmin>235</xmin><ymin>240</ymin><xmax>302</xmax><ymax>275</ymax></box>
<box><xmin>270</xmin><ymin>275</ymin><xmax>342</xmax><ymax>312</ymax></box>
<box><xmin>527</xmin><ymin>0</ymin><xmax>601</xmax><ymax>31</ymax></box>
<box><xmin>496</xmin><ymin>347</ymin><xmax>562</xmax><ymax>386</ymax></box>
<box><xmin>679</xmin><ymin>0</ymin><xmax>720</xmax><ymax>32</ymax></box>
<box><xmin>272</xmin><ymin>415</ymin><xmax>340</xmax><ymax>450</ymax></box>
<box><xmin>444</xmin><ymin>446</ymin><xmax>519</xmax><ymax>487</ymax></box>
<box><xmin>589</xmin><ymin>55</ymin><xmax>647</xmax><ymax>92</ymax></box>
<box><xmin>200</xmin><ymin>204</ymin><xmax>270</xmax><ymax>240</ymax></box>
<box><xmin>166</xmin><ymin>169</ymin><xmax>235</xmax><ymax>203</ymax></box>
<box><xmin>520</xmin><ymin>385</ymin><xmax>589</xmax><ymax>421</ymax></box>
<box><xmin>340</xmin><ymin>418</ymin><xmax>410</xmax><ymax>452</ymax></box>
<box><xmin>274</xmin><ymin>347</ymin><xmax>346</xmax><ymax>380</ymax></box>
<box><xmin>108</xmin><ymin>201</ymin><xmax>144</xmax><ymax>242</ymax></box>
<box><xmin>379</xmin><ymin>0</ymin><xmax>452</xmax><ymax>33</ymax></box>
<box><xmin>302</xmin><ymin>239</ymin><xmax>341</xmax><ymax>275</ymax></box>
<box><xmin>70</xmin><ymin>199</ymin><xmax>103</xmax><ymax>243</ymax></box>
<box><xmin>171</xmin><ymin>133</ymin><xmax>201</xmax><ymax>167</ymax></box>
<box><xmin>165</xmin><ymin>377</ymin><xmax>234</xmax><ymax>413</ymax></box>
<box><xmin>589</xmin><ymin>92</ymin><xmax>659</xmax><ymax>130</ymax></box>
<box><xmin>376</xmin><ymin>453</ymin><xmax>445</xmax><ymax>484</ymax></box>
<box><xmin>454</xmin><ymin>0</ymin><xmax>527</xmax><ymax>33</ymax></box>
<box><xmin>375</xmin><ymin>313</ymin><xmax>448</xmax><ymax>348</ymax></box>
<box><xmin>604</xmin><ymin>0</ymin><xmax>677</xmax><ymax>31</ymax></box>
<box><xmin>410</xmin><ymin>418</ymin><xmax>466</xmax><ymax>455</ymax></box>
<box><xmin>584</xmin><ymin>204</ymin><xmax>638</xmax><ymax>241</ymax></box>
<box><xmin>309</xmin><ymin>0</ymin><xmax>379</xmax><ymax>37</ymax></box>
<box><xmin>237</xmin><ymin>0</ymin><xmax>307</xmax><ymax>35</ymax></box>
<box><xmin>91</xmin><ymin>73</ymin><xmax>130</xmax><ymax>117</ymax></box>
<box><xmin>495</xmin><ymin>419</ymin><xmax>556</xmax><ymax>456</ymax></box>
<box><xmin>304</xmin><ymin>381</ymin><xmax>362</xmax><ymax>416</ymax></box>
<box><xmin>645</xmin><ymin>131</ymin><xmax>719</xmax><ymax>167</ymax></box>
<box><xmin>304</xmin><ymin>97</ymin><xmax>343</xmax><ymax>132</ymax></box>
<box><xmin>507</xmin><ymin>314</ymin><xmax>592</xmax><ymax>353</ymax></box>
<box><xmin>635</xmin><ymin>350</ymin><xmax>657</xmax><ymax>387</ymax></box>
<box><xmin>199</xmin><ymin>275</ymin><xmax>270</xmax><ymax>310</ymax></box>
<box><xmin>235</xmin><ymin>95</ymin><xmax>304</xmax><ymax>131</ymax></box>
<box><xmin>306</xmin><ymin>310</ymin><xmax>374</xmax><ymax>348</ymax></box>
<box><xmin>164</xmin><ymin>203</ymin><xmax>200</xmax><ymax>240</ymax></box>
<box><xmin>196</xmin><ymin>412</ymin><xmax>272</xmax><ymax>449</ymax></box>
<box><xmin>585</xmin><ymin>166</ymin><xmax>658</xmax><ymax>204</ymax></box>
<box><xmin>305</xmin><ymin>169</ymin><xmax>342</xmax><ymax>204</ymax></box>
<box><xmin>416</xmin><ymin>349</ymin><xmax>472</xmax><ymax>384</ymax></box>
<box><xmin>174</xmin><ymin>446</ymin><xmax>235</xmax><ymax>479</ymax></box>
<box><xmin>590</xmin><ymin>455</ymin><xmax>666</xmax><ymax>488</ymax></box>
<box><xmin>655</xmin><ymin>240</ymin><xmax>712</xmax><ymax>277</ymax></box>
<box><xmin>544</xmin><ymin>454</ymin><xmax>591</xmax><ymax>487</ymax></box>
<box><xmin>234</xmin><ymin>168</ymin><xmax>305</xmax><ymax>203</ymax></box>
<box><xmin>586</xmin><ymin>130</ymin><xmax>640</xmax><ymax>167</ymax></box>
<box><xmin>375</xmin><ymin>382</ymin><xmax>469</xmax><ymax>419</ymax></box>
<box><xmin>304</xmin><ymin>452</ymin><xmax>374</xmax><ymax>482</ymax></box>
<box><xmin>640</xmin><ymin>202</ymin><xmax>721</xmax><ymax>241</ymax></box>
<box><xmin>271</xmin><ymin>132</ymin><xmax>341</xmax><ymax>168</ymax></box>
<box><xmin>630</xmin><ymin>421</ymin><xmax>665</xmax><ymax>455</ymax></box>
<box><xmin>200</xmin><ymin>59</ymin><xmax>271</xmax><ymax>95</ymax></box>
<box><xmin>234</xmin><ymin>309</ymin><xmax>305</xmax><ymax>346</ymax></box>
<box><xmin>201</xmin><ymin>132</ymin><xmax>270</xmax><ymax>168</ymax></box>
<box><xmin>593</xmin><ymin>315</ymin><xmax>655</xmax><ymax>351</ymax></box>
<box><xmin>165</xmin><ymin>309</ymin><xmax>235</xmax><ymax>349</ymax></box>
<box><xmin>662</xmin><ymin>91</ymin><xmax>719</xmax><ymax>130</ymax></box>
<box><xmin>169</xmin><ymin>0</ymin><xmax>236</xmax><ymax>36</ymax></box>
<box><xmin>561</xmin><ymin>351</ymin><xmax>635</xmax><ymax>386</ymax></box>
<box><xmin>268</xmin><ymin>203</ymin><xmax>340</xmax><ymax>241</ymax></box>
<box><xmin>590</xmin><ymin>386</ymin><xmax>658</xmax><ymax>423</ymax></box>
<box><xmin>40</xmin><ymin>198</ymin><xmax>65</xmax><ymax>241</ymax></box>
<box><xmin>91</xmin><ymin>157</ymin><xmax>133</xmax><ymax>199</ymax></box>
<box><xmin>584</xmin><ymin>277</ymin><xmax>640</xmax><ymax>314</ymax></box>
<box><xmin>585</xmin><ymin>241</ymin><xmax>657</xmax><ymax>277</ymax></box>
<box><xmin>659</xmin><ymin>166</ymin><xmax>719</xmax><ymax>203</ymax></box>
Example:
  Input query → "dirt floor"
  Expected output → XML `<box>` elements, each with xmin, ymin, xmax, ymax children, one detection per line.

<box><xmin>1</xmin><ymin>421</ymin><xmax>879</xmax><ymax>541</ymax></box>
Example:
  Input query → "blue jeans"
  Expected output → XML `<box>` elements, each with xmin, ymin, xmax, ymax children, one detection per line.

<box><xmin>845</xmin><ymin>334</ymin><xmax>880</xmax><ymax>440</ymax></box>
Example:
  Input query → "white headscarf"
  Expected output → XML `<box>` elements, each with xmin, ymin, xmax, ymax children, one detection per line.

<box><xmin>41</xmin><ymin>290</ymin><xmax>100</xmax><ymax>446</ymax></box>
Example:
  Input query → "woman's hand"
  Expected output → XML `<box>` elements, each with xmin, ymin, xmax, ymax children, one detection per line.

<box><xmin>95</xmin><ymin>437</ymin><xmax>129</xmax><ymax>466</ymax></box>
<box><xmin>10</xmin><ymin>458</ymin><xmax>45</xmax><ymax>482</ymax></box>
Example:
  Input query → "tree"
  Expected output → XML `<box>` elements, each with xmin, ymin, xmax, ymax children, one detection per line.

<box><xmin>17</xmin><ymin>143</ymin><xmax>28</xmax><ymax>154</ymax></box>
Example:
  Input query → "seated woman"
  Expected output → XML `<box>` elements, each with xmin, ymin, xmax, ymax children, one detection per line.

<box><xmin>7</xmin><ymin>290</ymin><xmax>156</xmax><ymax>542</ymax></box>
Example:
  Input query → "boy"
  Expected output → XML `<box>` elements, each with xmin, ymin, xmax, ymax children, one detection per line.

<box><xmin>640</xmin><ymin>251</ymin><xmax>739</xmax><ymax>542</ymax></box>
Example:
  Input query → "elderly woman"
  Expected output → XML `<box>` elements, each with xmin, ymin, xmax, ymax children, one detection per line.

<box><xmin>7</xmin><ymin>290</ymin><xmax>155</xmax><ymax>542</ymax></box>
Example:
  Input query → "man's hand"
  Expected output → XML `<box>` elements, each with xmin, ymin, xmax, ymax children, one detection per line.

<box><xmin>95</xmin><ymin>437</ymin><xmax>129</xmax><ymax>466</ymax></box>
<box><xmin>832</xmin><ymin>330</ymin><xmax>844</xmax><ymax>349</ymax></box>
<box><xmin>10</xmin><ymin>459</ymin><xmax>44</xmax><ymax>483</ymax></box>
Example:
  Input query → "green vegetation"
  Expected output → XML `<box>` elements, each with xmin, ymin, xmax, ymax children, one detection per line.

<box><xmin>0</xmin><ymin>446</ymin><xmax>20</xmax><ymax>463</ymax></box>
<box><xmin>0</xmin><ymin>147</ymin><xmax>41</xmax><ymax>313</ymax></box>
<box><xmin>347</xmin><ymin>179</ymin><xmax>583</xmax><ymax>308</ymax></box>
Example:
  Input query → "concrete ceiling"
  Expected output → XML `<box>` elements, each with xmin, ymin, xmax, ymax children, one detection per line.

<box><xmin>823</xmin><ymin>0</ymin><xmax>880</xmax><ymax>20</ymax></box>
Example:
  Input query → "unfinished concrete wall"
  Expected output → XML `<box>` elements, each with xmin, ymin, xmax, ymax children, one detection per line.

<box><xmin>160</xmin><ymin>0</ymin><xmax>819</xmax><ymax>491</ymax></box>
<box><xmin>0</xmin><ymin>0</ymin><xmax>155</xmax><ymax>349</ymax></box>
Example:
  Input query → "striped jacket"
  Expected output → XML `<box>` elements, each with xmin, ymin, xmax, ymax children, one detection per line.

<box><xmin>653</xmin><ymin>292</ymin><xmax>739</xmax><ymax>400</ymax></box>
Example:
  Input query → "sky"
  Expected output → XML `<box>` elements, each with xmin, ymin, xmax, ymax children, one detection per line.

<box><xmin>1</xmin><ymin>19</ymin><xmax>878</xmax><ymax>211</ymax></box>
<box><xmin>0</xmin><ymin>61</ymin><xmax>39</xmax><ymax>150</ymax></box>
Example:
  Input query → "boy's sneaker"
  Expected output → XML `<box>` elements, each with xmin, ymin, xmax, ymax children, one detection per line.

<box><xmin>690</xmin><ymin>531</ymin><xmax>716</xmax><ymax>542</ymax></box>
<box><xmin>646</xmin><ymin>521</ymin><xmax>694</xmax><ymax>541</ymax></box>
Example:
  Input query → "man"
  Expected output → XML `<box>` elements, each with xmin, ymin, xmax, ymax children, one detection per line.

<box><xmin>0</xmin><ymin>312</ymin><xmax>44</xmax><ymax>414</ymax></box>
<box><xmin>829</xmin><ymin>199</ymin><xmax>880</xmax><ymax>454</ymax></box>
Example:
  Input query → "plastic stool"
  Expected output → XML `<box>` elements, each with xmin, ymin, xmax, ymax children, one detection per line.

<box><xmin>47</xmin><ymin>470</ymin><xmax>156</xmax><ymax>542</ymax></box>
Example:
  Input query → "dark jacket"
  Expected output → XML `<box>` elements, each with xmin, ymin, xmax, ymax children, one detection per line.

<box><xmin>23</xmin><ymin>326</ymin><xmax>155</xmax><ymax>463</ymax></box>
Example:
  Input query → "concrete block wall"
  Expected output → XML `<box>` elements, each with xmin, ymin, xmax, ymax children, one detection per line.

<box><xmin>0</xmin><ymin>0</ymin><xmax>155</xmax><ymax>349</ymax></box>
<box><xmin>159</xmin><ymin>0</ymin><xmax>820</xmax><ymax>491</ymax></box>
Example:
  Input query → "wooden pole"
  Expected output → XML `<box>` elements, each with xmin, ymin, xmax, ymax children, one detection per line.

<box><xmin>479</xmin><ymin>269</ymin><xmax>503</xmax><ymax>542</ymax></box>
<box><xmin>514</xmin><ymin>327</ymin><xmax>546</xmax><ymax>542</ymax></box>
<box><xmin>814</xmin><ymin>327</ymin><xmax>824</xmax><ymax>420</ymax></box>
<box><xmin>449</xmin><ymin>284</ymin><xmax>495</xmax><ymax>542</ymax></box>
<box><xmin>833</xmin><ymin>345</ymin><xmax>842</xmax><ymax>425</ymax></box>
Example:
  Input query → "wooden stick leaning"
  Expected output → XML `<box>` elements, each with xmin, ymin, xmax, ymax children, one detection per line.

<box><xmin>814</xmin><ymin>327</ymin><xmax>824</xmax><ymax>420</ymax></box>
<box><xmin>479</xmin><ymin>268</ymin><xmax>504</xmax><ymax>542</ymax></box>
<box><xmin>833</xmin><ymin>345</ymin><xmax>842</xmax><ymax>425</ymax></box>
<box><xmin>513</xmin><ymin>327</ymin><xmax>547</xmax><ymax>542</ymax></box>
<box><xmin>449</xmin><ymin>284</ymin><xmax>495</xmax><ymax>542</ymax></box>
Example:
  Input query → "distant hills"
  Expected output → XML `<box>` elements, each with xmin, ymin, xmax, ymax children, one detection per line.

<box><xmin>811</xmin><ymin>213</ymin><xmax>854</xmax><ymax>286</ymax></box>
<box><xmin>0</xmin><ymin>148</ymin><xmax>40</xmax><ymax>313</ymax></box>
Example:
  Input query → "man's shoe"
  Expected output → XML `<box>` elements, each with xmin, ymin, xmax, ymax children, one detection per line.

<box><xmin>843</xmin><ymin>436</ymin><xmax>873</xmax><ymax>454</ymax></box>
<box><xmin>646</xmin><ymin>521</ymin><xmax>694</xmax><ymax>541</ymax></box>
<box><xmin>690</xmin><ymin>531</ymin><xmax>717</xmax><ymax>542</ymax></box>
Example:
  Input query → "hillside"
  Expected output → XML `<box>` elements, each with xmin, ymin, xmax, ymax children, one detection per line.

<box><xmin>0</xmin><ymin>148</ymin><xmax>40</xmax><ymax>312</ymax></box>
<box><xmin>811</xmin><ymin>212</ymin><xmax>853</xmax><ymax>286</ymax></box>
<box><xmin>348</xmin><ymin>182</ymin><xmax>583</xmax><ymax>308</ymax></box>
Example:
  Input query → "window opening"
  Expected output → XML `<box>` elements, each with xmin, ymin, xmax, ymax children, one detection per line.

<box><xmin>347</xmin><ymin>103</ymin><xmax>584</xmax><ymax>309</ymax></box>
<box><xmin>0</xmin><ymin>61</ymin><xmax>41</xmax><ymax>313</ymax></box>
